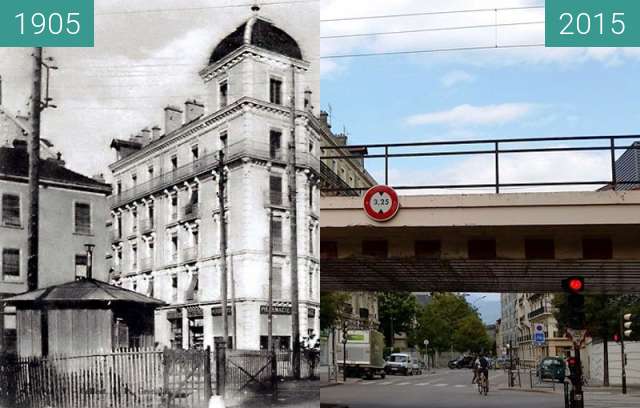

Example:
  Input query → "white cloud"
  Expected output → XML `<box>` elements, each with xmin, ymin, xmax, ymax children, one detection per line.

<box><xmin>441</xmin><ymin>70</ymin><xmax>475</xmax><ymax>87</ymax></box>
<box><xmin>405</xmin><ymin>103</ymin><xmax>535</xmax><ymax>126</ymax></box>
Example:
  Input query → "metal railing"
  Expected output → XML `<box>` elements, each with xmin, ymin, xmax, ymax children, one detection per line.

<box><xmin>110</xmin><ymin>139</ymin><xmax>320</xmax><ymax>208</ymax></box>
<box><xmin>182</xmin><ymin>203</ymin><xmax>200</xmax><ymax>220</ymax></box>
<box><xmin>528</xmin><ymin>306</ymin><xmax>552</xmax><ymax>320</ymax></box>
<box><xmin>182</xmin><ymin>247</ymin><xmax>198</xmax><ymax>263</ymax></box>
<box><xmin>321</xmin><ymin>134</ymin><xmax>640</xmax><ymax>193</ymax></box>
<box><xmin>140</xmin><ymin>257</ymin><xmax>154</xmax><ymax>272</ymax></box>
<box><xmin>140</xmin><ymin>218</ymin><xmax>154</xmax><ymax>233</ymax></box>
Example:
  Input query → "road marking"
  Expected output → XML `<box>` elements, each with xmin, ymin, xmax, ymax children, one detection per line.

<box><xmin>378</xmin><ymin>381</ymin><xmax>394</xmax><ymax>385</ymax></box>
<box><xmin>454</xmin><ymin>384</ymin><xmax>466</xmax><ymax>388</ymax></box>
<box><xmin>396</xmin><ymin>382</ymin><xmax>411</xmax><ymax>386</ymax></box>
<box><xmin>415</xmin><ymin>382</ymin><xmax>431</xmax><ymax>386</ymax></box>
<box><xmin>434</xmin><ymin>383</ymin><xmax>448</xmax><ymax>387</ymax></box>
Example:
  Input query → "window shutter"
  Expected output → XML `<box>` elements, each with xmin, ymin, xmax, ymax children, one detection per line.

<box><xmin>272</xmin><ymin>266</ymin><xmax>282</xmax><ymax>299</ymax></box>
<box><xmin>75</xmin><ymin>203</ymin><xmax>91</xmax><ymax>234</ymax></box>
<box><xmin>2</xmin><ymin>195</ymin><xmax>20</xmax><ymax>226</ymax></box>
<box><xmin>2</xmin><ymin>249</ymin><xmax>20</xmax><ymax>277</ymax></box>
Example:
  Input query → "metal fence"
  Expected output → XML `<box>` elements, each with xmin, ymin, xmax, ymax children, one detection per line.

<box><xmin>0</xmin><ymin>348</ymin><xmax>311</xmax><ymax>408</ymax></box>
<box><xmin>321</xmin><ymin>134</ymin><xmax>640</xmax><ymax>193</ymax></box>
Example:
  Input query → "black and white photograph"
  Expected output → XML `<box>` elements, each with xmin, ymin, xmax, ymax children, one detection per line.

<box><xmin>0</xmin><ymin>1</ymin><xmax>320</xmax><ymax>407</ymax></box>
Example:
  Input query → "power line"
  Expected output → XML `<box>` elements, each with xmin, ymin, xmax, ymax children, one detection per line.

<box><xmin>320</xmin><ymin>43</ymin><xmax>545</xmax><ymax>59</ymax></box>
<box><xmin>96</xmin><ymin>0</ymin><xmax>317</xmax><ymax>16</ymax></box>
<box><xmin>321</xmin><ymin>21</ymin><xmax>544</xmax><ymax>39</ymax></box>
<box><xmin>320</xmin><ymin>5</ymin><xmax>544</xmax><ymax>23</ymax></box>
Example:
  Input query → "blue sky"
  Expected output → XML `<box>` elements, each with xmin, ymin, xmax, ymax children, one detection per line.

<box><xmin>320</xmin><ymin>0</ymin><xmax>640</xmax><ymax>322</ymax></box>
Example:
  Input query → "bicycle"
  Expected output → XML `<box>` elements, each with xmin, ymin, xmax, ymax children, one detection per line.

<box><xmin>477</xmin><ymin>370</ymin><xmax>489</xmax><ymax>396</ymax></box>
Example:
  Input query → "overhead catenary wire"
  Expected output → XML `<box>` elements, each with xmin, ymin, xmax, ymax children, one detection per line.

<box><xmin>96</xmin><ymin>0</ymin><xmax>318</xmax><ymax>16</ymax></box>
<box><xmin>320</xmin><ymin>43</ymin><xmax>545</xmax><ymax>59</ymax></box>
<box><xmin>320</xmin><ymin>20</ymin><xmax>544</xmax><ymax>39</ymax></box>
<box><xmin>320</xmin><ymin>4</ymin><xmax>544</xmax><ymax>23</ymax></box>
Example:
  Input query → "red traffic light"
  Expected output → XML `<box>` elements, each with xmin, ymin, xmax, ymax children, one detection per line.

<box><xmin>613</xmin><ymin>333</ymin><xmax>621</xmax><ymax>342</ymax></box>
<box><xmin>562</xmin><ymin>276</ymin><xmax>585</xmax><ymax>293</ymax></box>
<box><xmin>567</xmin><ymin>357</ymin><xmax>577</xmax><ymax>366</ymax></box>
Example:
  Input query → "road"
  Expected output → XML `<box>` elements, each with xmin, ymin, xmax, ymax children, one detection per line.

<box><xmin>320</xmin><ymin>368</ymin><xmax>640</xmax><ymax>408</ymax></box>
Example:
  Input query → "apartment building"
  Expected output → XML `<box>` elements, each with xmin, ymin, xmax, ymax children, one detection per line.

<box><xmin>107</xmin><ymin>12</ymin><xmax>320</xmax><ymax>351</ymax></box>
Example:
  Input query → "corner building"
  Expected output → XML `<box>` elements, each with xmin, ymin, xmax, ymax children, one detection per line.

<box><xmin>108</xmin><ymin>14</ymin><xmax>320</xmax><ymax>351</ymax></box>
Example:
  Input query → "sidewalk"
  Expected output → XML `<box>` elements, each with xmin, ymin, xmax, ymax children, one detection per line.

<box><xmin>320</xmin><ymin>365</ymin><xmax>343</xmax><ymax>388</ymax></box>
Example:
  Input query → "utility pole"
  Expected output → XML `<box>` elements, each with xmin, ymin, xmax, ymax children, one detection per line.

<box><xmin>289</xmin><ymin>64</ymin><xmax>300</xmax><ymax>379</ymax></box>
<box><xmin>218</xmin><ymin>150</ymin><xmax>228</xmax><ymax>393</ymax></box>
<box><xmin>27</xmin><ymin>48</ymin><xmax>43</xmax><ymax>292</ymax></box>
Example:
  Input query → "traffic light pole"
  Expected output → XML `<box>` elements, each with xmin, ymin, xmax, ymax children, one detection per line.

<box><xmin>573</xmin><ymin>346</ymin><xmax>584</xmax><ymax>408</ymax></box>
<box><xmin>620</xmin><ymin>315</ymin><xmax>627</xmax><ymax>395</ymax></box>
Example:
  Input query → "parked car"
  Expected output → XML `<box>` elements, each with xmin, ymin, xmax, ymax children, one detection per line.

<box><xmin>536</xmin><ymin>357</ymin><xmax>566</xmax><ymax>382</ymax></box>
<box><xmin>448</xmin><ymin>355</ymin><xmax>475</xmax><ymax>369</ymax></box>
<box><xmin>385</xmin><ymin>353</ymin><xmax>420</xmax><ymax>376</ymax></box>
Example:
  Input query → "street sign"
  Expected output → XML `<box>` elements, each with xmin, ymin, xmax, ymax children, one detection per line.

<box><xmin>533</xmin><ymin>323</ymin><xmax>546</xmax><ymax>345</ymax></box>
<box><xmin>363</xmin><ymin>185</ymin><xmax>400</xmax><ymax>222</ymax></box>
<box><xmin>567</xmin><ymin>328</ymin><xmax>588</xmax><ymax>346</ymax></box>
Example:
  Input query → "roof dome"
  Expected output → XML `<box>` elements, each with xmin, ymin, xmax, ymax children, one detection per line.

<box><xmin>209</xmin><ymin>17</ymin><xmax>303</xmax><ymax>64</ymax></box>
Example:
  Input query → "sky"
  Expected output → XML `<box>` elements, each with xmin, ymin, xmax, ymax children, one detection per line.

<box><xmin>318</xmin><ymin>0</ymin><xmax>640</xmax><ymax>322</ymax></box>
<box><xmin>0</xmin><ymin>0</ymin><xmax>319</xmax><ymax>179</ymax></box>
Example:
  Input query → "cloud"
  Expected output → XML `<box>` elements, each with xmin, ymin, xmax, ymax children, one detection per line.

<box><xmin>405</xmin><ymin>103</ymin><xmax>536</xmax><ymax>126</ymax></box>
<box><xmin>440</xmin><ymin>70</ymin><xmax>475</xmax><ymax>88</ymax></box>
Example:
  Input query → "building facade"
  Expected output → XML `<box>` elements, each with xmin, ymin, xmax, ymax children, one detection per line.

<box><xmin>500</xmin><ymin>292</ymin><xmax>572</xmax><ymax>365</ymax></box>
<box><xmin>107</xmin><ymin>13</ymin><xmax>321</xmax><ymax>351</ymax></box>
<box><xmin>0</xmin><ymin>109</ymin><xmax>111</xmax><ymax>353</ymax></box>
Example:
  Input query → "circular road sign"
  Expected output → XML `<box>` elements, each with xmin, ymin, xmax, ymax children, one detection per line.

<box><xmin>363</xmin><ymin>185</ymin><xmax>400</xmax><ymax>222</ymax></box>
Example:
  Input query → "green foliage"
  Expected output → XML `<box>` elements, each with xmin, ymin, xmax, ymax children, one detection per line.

<box><xmin>320</xmin><ymin>291</ymin><xmax>350</xmax><ymax>330</ymax></box>
<box><xmin>414</xmin><ymin>293</ymin><xmax>491</xmax><ymax>354</ymax></box>
<box><xmin>378</xmin><ymin>292</ymin><xmax>419</xmax><ymax>347</ymax></box>
<box><xmin>552</xmin><ymin>294</ymin><xmax>640</xmax><ymax>341</ymax></box>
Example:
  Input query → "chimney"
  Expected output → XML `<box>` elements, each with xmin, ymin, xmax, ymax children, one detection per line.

<box><xmin>141</xmin><ymin>127</ymin><xmax>152</xmax><ymax>145</ymax></box>
<box><xmin>46</xmin><ymin>151</ymin><xmax>66</xmax><ymax>167</ymax></box>
<box><xmin>152</xmin><ymin>125</ymin><xmax>161</xmax><ymax>141</ymax></box>
<box><xmin>184</xmin><ymin>99</ymin><xmax>204</xmax><ymax>123</ymax></box>
<box><xmin>12</xmin><ymin>139</ymin><xmax>27</xmax><ymax>151</ymax></box>
<box><xmin>320</xmin><ymin>111</ymin><xmax>331</xmax><ymax>129</ymax></box>
<box><xmin>134</xmin><ymin>133</ymin><xmax>144</xmax><ymax>145</ymax></box>
<box><xmin>333</xmin><ymin>133</ymin><xmax>347</xmax><ymax>146</ymax></box>
<box><xmin>164</xmin><ymin>105</ymin><xmax>183</xmax><ymax>134</ymax></box>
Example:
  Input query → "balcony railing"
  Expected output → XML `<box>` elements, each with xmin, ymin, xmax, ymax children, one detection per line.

<box><xmin>111</xmin><ymin>230</ymin><xmax>122</xmax><ymax>242</ymax></box>
<box><xmin>528</xmin><ymin>306</ymin><xmax>552</xmax><ymax>320</ymax></box>
<box><xmin>181</xmin><ymin>203</ymin><xmax>199</xmax><ymax>221</ymax></box>
<box><xmin>140</xmin><ymin>257</ymin><xmax>154</xmax><ymax>272</ymax></box>
<box><xmin>182</xmin><ymin>247</ymin><xmax>198</xmax><ymax>263</ymax></box>
<box><xmin>109</xmin><ymin>139</ymin><xmax>320</xmax><ymax>209</ymax></box>
<box><xmin>140</xmin><ymin>218</ymin><xmax>154</xmax><ymax>233</ymax></box>
<box><xmin>271</xmin><ymin>237</ymin><xmax>283</xmax><ymax>253</ymax></box>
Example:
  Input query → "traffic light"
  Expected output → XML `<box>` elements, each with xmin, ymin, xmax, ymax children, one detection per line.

<box><xmin>562</xmin><ymin>277</ymin><xmax>586</xmax><ymax>329</ymax></box>
<box><xmin>623</xmin><ymin>313</ymin><xmax>633</xmax><ymax>338</ymax></box>
<box><xmin>567</xmin><ymin>356</ymin><xmax>579</xmax><ymax>384</ymax></box>
<box><xmin>613</xmin><ymin>333</ymin><xmax>621</xmax><ymax>343</ymax></box>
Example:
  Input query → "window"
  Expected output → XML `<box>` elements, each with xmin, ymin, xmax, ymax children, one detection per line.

<box><xmin>131</xmin><ymin>173</ymin><xmax>137</xmax><ymax>186</ymax></box>
<box><xmin>171</xmin><ymin>275</ymin><xmax>178</xmax><ymax>302</ymax></box>
<box><xmin>525</xmin><ymin>239</ymin><xmax>555</xmax><ymax>259</ymax></box>
<box><xmin>131</xmin><ymin>208</ymin><xmax>138</xmax><ymax>232</ymax></box>
<box><xmin>170</xmin><ymin>194</ymin><xmax>178</xmax><ymax>221</ymax></box>
<box><xmin>269</xmin><ymin>78</ymin><xmax>283</xmax><ymax>105</ymax></box>
<box><xmin>2</xmin><ymin>249</ymin><xmax>19</xmax><ymax>278</ymax></box>
<box><xmin>169</xmin><ymin>314</ymin><xmax>183</xmax><ymax>349</ymax></box>
<box><xmin>2</xmin><ymin>194</ymin><xmax>20</xmax><ymax>227</ymax></box>
<box><xmin>309</xmin><ymin>270</ymin><xmax>313</xmax><ymax>298</ymax></box>
<box><xmin>415</xmin><ymin>240</ymin><xmax>441</xmax><ymax>259</ymax></box>
<box><xmin>260</xmin><ymin>335</ymin><xmax>289</xmax><ymax>351</ymax></box>
<box><xmin>74</xmin><ymin>202</ymin><xmax>91</xmax><ymax>234</ymax></box>
<box><xmin>171</xmin><ymin>155</ymin><xmax>178</xmax><ymax>171</ymax></box>
<box><xmin>191</xmin><ymin>145</ymin><xmax>199</xmax><ymax>161</ymax></box>
<box><xmin>115</xmin><ymin>247</ymin><xmax>123</xmax><ymax>266</ymax></box>
<box><xmin>116</xmin><ymin>181</ymin><xmax>122</xmax><ymax>195</ymax></box>
<box><xmin>148</xmin><ymin>166</ymin><xmax>154</xmax><ymax>179</ymax></box>
<box><xmin>186</xmin><ymin>273</ymin><xmax>199</xmax><ymax>301</ymax></box>
<box><xmin>270</xmin><ymin>130</ymin><xmax>282</xmax><ymax>160</ymax></box>
<box><xmin>309</xmin><ymin>226</ymin><xmax>314</xmax><ymax>255</ymax></box>
<box><xmin>75</xmin><ymin>254</ymin><xmax>88</xmax><ymax>279</ymax></box>
<box><xmin>309</xmin><ymin>184</ymin><xmax>313</xmax><ymax>209</ymax></box>
<box><xmin>116</xmin><ymin>214</ymin><xmax>123</xmax><ymax>237</ymax></box>
<box><xmin>219</xmin><ymin>80</ymin><xmax>228</xmax><ymax>108</ymax></box>
<box><xmin>170</xmin><ymin>234</ymin><xmax>178</xmax><ymax>263</ymax></box>
<box><xmin>272</xmin><ymin>265</ymin><xmax>282</xmax><ymax>299</ymax></box>
<box><xmin>131</xmin><ymin>243</ymin><xmax>138</xmax><ymax>269</ymax></box>
<box><xmin>271</xmin><ymin>218</ymin><xmax>283</xmax><ymax>252</ymax></box>
<box><xmin>188</xmin><ymin>315</ymin><xmax>204</xmax><ymax>349</ymax></box>
<box><xmin>583</xmin><ymin>238</ymin><xmax>613</xmax><ymax>259</ymax></box>
<box><xmin>220</xmin><ymin>132</ymin><xmax>228</xmax><ymax>155</ymax></box>
<box><xmin>270</xmin><ymin>175</ymin><xmax>283</xmax><ymax>205</ymax></box>
<box><xmin>320</xmin><ymin>241</ymin><xmax>338</xmax><ymax>259</ymax></box>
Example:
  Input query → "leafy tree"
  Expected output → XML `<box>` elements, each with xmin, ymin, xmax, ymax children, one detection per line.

<box><xmin>414</xmin><ymin>293</ymin><xmax>488</xmax><ymax>354</ymax></box>
<box><xmin>378</xmin><ymin>292</ymin><xmax>419</xmax><ymax>347</ymax></box>
<box><xmin>553</xmin><ymin>294</ymin><xmax>640</xmax><ymax>386</ymax></box>
<box><xmin>320</xmin><ymin>291</ymin><xmax>350</xmax><ymax>330</ymax></box>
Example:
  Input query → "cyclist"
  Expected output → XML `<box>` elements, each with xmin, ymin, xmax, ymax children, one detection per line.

<box><xmin>477</xmin><ymin>354</ymin><xmax>490</xmax><ymax>393</ymax></box>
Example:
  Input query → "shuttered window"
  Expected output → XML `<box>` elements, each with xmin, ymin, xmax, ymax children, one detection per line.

<box><xmin>75</xmin><ymin>254</ymin><xmax>88</xmax><ymax>279</ymax></box>
<box><xmin>270</xmin><ymin>175</ymin><xmax>283</xmax><ymax>205</ymax></box>
<box><xmin>272</xmin><ymin>266</ymin><xmax>282</xmax><ymax>299</ymax></box>
<box><xmin>74</xmin><ymin>203</ymin><xmax>91</xmax><ymax>234</ymax></box>
<box><xmin>271</xmin><ymin>218</ymin><xmax>283</xmax><ymax>252</ymax></box>
<box><xmin>2</xmin><ymin>249</ymin><xmax>20</xmax><ymax>278</ymax></box>
<box><xmin>269</xmin><ymin>78</ymin><xmax>282</xmax><ymax>105</ymax></box>
<box><xmin>1</xmin><ymin>194</ymin><xmax>20</xmax><ymax>227</ymax></box>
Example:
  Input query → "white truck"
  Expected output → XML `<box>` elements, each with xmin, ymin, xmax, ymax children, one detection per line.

<box><xmin>336</xmin><ymin>329</ymin><xmax>386</xmax><ymax>379</ymax></box>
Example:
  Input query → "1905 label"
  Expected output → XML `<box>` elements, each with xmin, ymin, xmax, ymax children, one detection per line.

<box><xmin>0</xmin><ymin>0</ymin><xmax>93</xmax><ymax>47</ymax></box>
